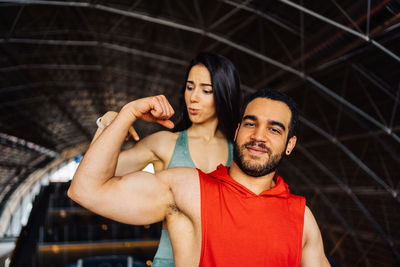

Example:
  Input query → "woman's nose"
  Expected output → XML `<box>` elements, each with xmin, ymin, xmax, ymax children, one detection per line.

<box><xmin>190</xmin><ymin>89</ymin><xmax>200</xmax><ymax>102</ymax></box>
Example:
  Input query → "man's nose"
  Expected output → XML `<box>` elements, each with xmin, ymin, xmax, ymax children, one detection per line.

<box><xmin>250</xmin><ymin>127</ymin><xmax>267</xmax><ymax>142</ymax></box>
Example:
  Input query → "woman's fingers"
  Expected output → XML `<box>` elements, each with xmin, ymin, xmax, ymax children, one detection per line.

<box><xmin>156</xmin><ymin>119</ymin><xmax>175</xmax><ymax>129</ymax></box>
<box><xmin>128</xmin><ymin>126</ymin><xmax>140</xmax><ymax>141</ymax></box>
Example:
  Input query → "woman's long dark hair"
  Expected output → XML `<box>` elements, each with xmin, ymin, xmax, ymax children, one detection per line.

<box><xmin>174</xmin><ymin>52</ymin><xmax>242</xmax><ymax>142</ymax></box>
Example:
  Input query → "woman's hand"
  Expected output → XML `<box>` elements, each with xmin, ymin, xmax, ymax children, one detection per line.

<box><xmin>100</xmin><ymin>111</ymin><xmax>137</xmax><ymax>141</ymax></box>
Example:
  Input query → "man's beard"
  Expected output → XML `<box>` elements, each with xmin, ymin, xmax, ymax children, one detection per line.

<box><xmin>233</xmin><ymin>140</ymin><xmax>285</xmax><ymax>177</ymax></box>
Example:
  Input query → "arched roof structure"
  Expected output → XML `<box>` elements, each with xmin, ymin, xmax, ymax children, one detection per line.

<box><xmin>0</xmin><ymin>1</ymin><xmax>399</xmax><ymax>265</ymax></box>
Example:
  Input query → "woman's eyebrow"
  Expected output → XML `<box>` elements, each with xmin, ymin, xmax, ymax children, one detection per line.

<box><xmin>242</xmin><ymin>115</ymin><xmax>257</xmax><ymax>121</ymax></box>
<box><xmin>186</xmin><ymin>80</ymin><xmax>212</xmax><ymax>87</ymax></box>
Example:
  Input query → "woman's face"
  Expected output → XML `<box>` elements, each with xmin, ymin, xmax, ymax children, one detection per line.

<box><xmin>184</xmin><ymin>64</ymin><xmax>217</xmax><ymax>124</ymax></box>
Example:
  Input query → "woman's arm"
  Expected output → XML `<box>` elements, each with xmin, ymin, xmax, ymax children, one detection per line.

<box><xmin>115</xmin><ymin>131</ymin><xmax>175</xmax><ymax>175</ymax></box>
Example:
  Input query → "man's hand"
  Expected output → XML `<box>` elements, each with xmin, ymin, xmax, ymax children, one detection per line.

<box><xmin>68</xmin><ymin>94</ymin><xmax>179</xmax><ymax>225</ymax></box>
<box><xmin>121</xmin><ymin>95</ymin><xmax>175</xmax><ymax>141</ymax></box>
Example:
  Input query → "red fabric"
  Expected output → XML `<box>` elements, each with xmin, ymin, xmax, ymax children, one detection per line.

<box><xmin>199</xmin><ymin>165</ymin><xmax>305</xmax><ymax>267</ymax></box>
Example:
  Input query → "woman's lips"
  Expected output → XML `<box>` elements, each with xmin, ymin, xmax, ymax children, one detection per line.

<box><xmin>188</xmin><ymin>108</ymin><xmax>200</xmax><ymax>115</ymax></box>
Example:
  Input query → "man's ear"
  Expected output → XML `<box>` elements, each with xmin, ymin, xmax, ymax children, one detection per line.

<box><xmin>285</xmin><ymin>136</ymin><xmax>297</xmax><ymax>155</ymax></box>
<box><xmin>234</xmin><ymin>123</ymin><xmax>241</xmax><ymax>142</ymax></box>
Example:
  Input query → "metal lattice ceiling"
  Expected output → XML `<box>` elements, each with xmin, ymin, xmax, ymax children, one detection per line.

<box><xmin>0</xmin><ymin>0</ymin><xmax>399</xmax><ymax>266</ymax></box>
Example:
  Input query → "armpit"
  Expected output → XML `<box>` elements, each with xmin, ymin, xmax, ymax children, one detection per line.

<box><xmin>167</xmin><ymin>203</ymin><xmax>182</xmax><ymax>215</ymax></box>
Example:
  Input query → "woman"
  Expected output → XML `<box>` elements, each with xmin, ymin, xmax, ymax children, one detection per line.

<box><xmin>94</xmin><ymin>52</ymin><xmax>241</xmax><ymax>266</ymax></box>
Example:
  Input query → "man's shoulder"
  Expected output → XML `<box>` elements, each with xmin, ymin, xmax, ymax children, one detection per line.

<box><xmin>158</xmin><ymin>167</ymin><xmax>199</xmax><ymax>187</ymax></box>
<box><xmin>159</xmin><ymin>167</ymin><xmax>201</xmax><ymax>217</ymax></box>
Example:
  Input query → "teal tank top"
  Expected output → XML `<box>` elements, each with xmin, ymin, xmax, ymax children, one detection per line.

<box><xmin>152</xmin><ymin>130</ymin><xmax>233</xmax><ymax>265</ymax></box>
<box><xmin>167</xmin><ymin>130</ymin><xmax>233</xmax><ymax>168</ymax></box>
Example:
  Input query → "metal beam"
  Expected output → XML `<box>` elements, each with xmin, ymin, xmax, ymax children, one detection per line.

<box><xmin>6</xmin><ymin>5</ymin><xmax>24</xmax><ymax>38</ymax></box>
<box><xmin>295</xmin><ymin>185</ymin><xmax>399</xmax><ymax>196</ymax></box>
<box><xmin>0</xmin><ymin>0</ymin><xmax>400</xmax><ymax>137</ymax></box>
<box><xmin>304</xmin><ymin>76</ymin><xmax>400</xmax><ymax>143</ymax></box>
<box><xmin>0</xmin><ymin>38</ymin><xmax>188</xmax><ymax>66</ymax></box>
<box><xmin>351</xmin><ymin>63</ymin><xmax>397</xmax><ymax>101</ymax></box>
<box><xmin>1</xmin><ymin>1</ymin><xmax>398</xmax><ymax>144</ymax></box>
<box><xmin>277</xmin><ymin>0</ymin><xmax>400</xmax><ymax>63</ymax></box>
<box><xmin>0</xmin><ymin>132</ymin><xmax>58</xmax><ymax>158</ymax></box>
<box><xmin>366</xmin><ymin>0</ymin><xmax>371</xmax><ymax>37</ymax></box>
<box><xmin>320</xmin><ymin>223</ymin><xmax>399</xmax><ymax>244</ymax></box>
<box><xmin>330</xmin><ymin>0</ymin><xmax>362</xmax><ymax>33</ymax></box>
<box><xmin>302</xmin><ymin>125</ymin><xmax>400</xmax><ymax>162</ymax></box>
<box><xmin>1</xmin><ymin>38</ymin><xmax>94</xmax><ymax>142</ymax></box>
<box><xmin>220</xmin><ymin>0</ymin><xmax>300</xmax><ymax>36</ymax></box>
<box><xmin>286</xmin><ymin>162</ymin><xmax>370</xmax><ymax>266</ymax></box>
<box><xmin>0</xmin><ymin>63</ymin><xmax>252</xmax><ymax>96</ymax></box>
<box><xmin>3</xmin><ymin>0</ymin><xmax>400</xmax><ymax>65</ymax></box>
<box><xmin>1</xmin><ymin>1</ymin><xmax>399</xmax><ymax>143</ymax></box>
<box><xmin>208</xmin><ymin>0</ymin><xmax>251</xmax><ymax>30</ymax></box>
<box><xmin>297</xmin><ymin>145</ymin><xmax>400</xmax><ymax>262</ymax></box>
<box><xmin>278</xmin><ymin>0</ymin><xmax>366</xmax><ymax>39</ymax></box>
<box><xmin>300</xmin><ymin>116</ymin><xmax>399</xmax><ymax>201</ymax></box>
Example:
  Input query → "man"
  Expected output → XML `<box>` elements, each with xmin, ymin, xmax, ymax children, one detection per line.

<box><xmin>68</xmin><ymin>89</ymin><xmax>330</xmax><ymax>266</ymax></box>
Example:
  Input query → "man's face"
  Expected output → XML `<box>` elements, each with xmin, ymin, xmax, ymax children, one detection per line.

<box><xmin>233</xmin><ymin>98</ymin><xmax>296</xmax><ymax>177</ymax></box>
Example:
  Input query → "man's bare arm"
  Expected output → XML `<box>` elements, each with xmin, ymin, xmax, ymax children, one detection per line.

<box><xmin>90</xmin><ymin>110</ymin><xmax>170</xmax><ymax>176</ymax></box>
<box><xmin>68</xmin><ymin>95</ymin><xmax>176</xmax><ymax>225</ymax></box>
<box><xmin>301</xmin><ymin>206</ymin><xmax>331</xmax><ymax>267</ymax></box>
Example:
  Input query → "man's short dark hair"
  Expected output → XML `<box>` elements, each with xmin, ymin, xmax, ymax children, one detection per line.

<box><xmin>241</xmin><ymin>89</ymin><xmax>299</xmax><ymax>139</ymax></box>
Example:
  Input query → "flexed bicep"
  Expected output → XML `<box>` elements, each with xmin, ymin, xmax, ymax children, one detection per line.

<box><xmin>70</xmin><ymin>170</ymin><xmax>175</xmax><ymax>225</ymax></box>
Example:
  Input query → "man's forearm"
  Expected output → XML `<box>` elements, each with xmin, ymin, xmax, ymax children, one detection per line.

<box><xmin>70</xmin><ymin>108</ymin><xmax>136</xmax><ymax>192</ymax></box>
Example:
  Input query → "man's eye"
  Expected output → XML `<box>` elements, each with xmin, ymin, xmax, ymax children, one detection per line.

<box><xmin>244</xmin><ymin>122</ymin><xmax>255</xmax><ymax>127</ymax></box>
<box><xmin>270</xmin><ymin>128</ymin><xmax>280</xmax><ymax>134</ymax></box>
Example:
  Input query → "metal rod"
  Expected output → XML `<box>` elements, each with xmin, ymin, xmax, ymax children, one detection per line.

<box><xmin>371</xmin><ymin>40</ymin><xmax>400</xmax><ymax>63</ymax></box>
<box><xmin>4</xmin><ymin>35</ymin><xmax>399</xmax><ymax>144</ymax></box>
<box><xmin>0</xmin><ymin>132</ymin><xmax>58</xmax><ymax>157</ymax></box>
<box><xmin>297</xmin><ymin>145</ymin><xmax>400</xmax><ymax>262</ymax></box>
<box><xmin>4</xmin><ymin>0</ymin><xmax>400</xmax><ymax>64</ymax></box>
<box><xmin>331</xmin><ymin>0</ymin><xmax>362</xmax><ymax>33</ymax></box>
<box><xmin>300</xmin><ymin>116</ymin><xmax>399</xmax><ymax>201</ymax></box>
<box><xmin>1</xmin><ymin>1</ymin><xmax>399</xmax><ymax>143</ymax></box>
<box><xmin>351</xmin><ymin>63</ymin><xmax>397</xmax><ymax>100</ymax></box>
<box><xmin>277</xmin><ymin>0</ymin><xmax>368</xmax><ymax>40</ymax></box>
<box><xmin>101</xmin><ymin>43</ymin><xmax>187</xmax><ymax>65</ymax></box>
<box><xmin>366</xmin><ymin>0</ymin><xmax>371</xmax><ymax>36</ymax></box>
<box><xmin>285</xmin><ymin>162</ymin><xmax>369</xmax><ymax>265</ymax></box>
<box><xmin>390</xmin><ymin>85</ymin><xmax>400</xmax><ymax>129</ymax></box>
<box><xmin>219</xmin><ymin>0</ymin><xmax>300</xmax><ymax>36</ymax></box>
<box><xmin>0</xmin><ymin>39</ymin><xmax>187</xmax><ymax>66</ymax></box>
<box><xmin>305</xmin><ymin>76</ymin><xmax>400</xmax><ymax>143</ymax></box>
<box><xmin>7</xmin><ymin>5</ymin><xmax>24</xmax><ymax>39</ymax></box>
<box><xmin>205</xmin><ymin>32</ymin><xmax>304</xmax><ymax>77</ymax></box>
<box><xmin>277</xmin><ymin>0</ymin><xmax>400</xmax><ymax>64</ymax></box>
<box><xmin>300</xmin><ymin>0</ymin><xmax>304</xmax><ymax>72</ymax></box>
<box><xmin>208</xmin><ymin>0</ymin><xmax>251</xmax><ymax>30</ymax></box>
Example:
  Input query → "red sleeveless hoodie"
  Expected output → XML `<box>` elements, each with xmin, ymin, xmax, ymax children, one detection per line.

<box><xmin>199</xmin><ymin>165</ymin><xmax>305</xmax><ymax>267</ymax></box>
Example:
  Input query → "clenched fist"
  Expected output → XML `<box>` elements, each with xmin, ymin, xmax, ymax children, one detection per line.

<box><xmin>120</xmin><ymin>95</ymin><xmax>175</xmax><ymax>141</ymax></box>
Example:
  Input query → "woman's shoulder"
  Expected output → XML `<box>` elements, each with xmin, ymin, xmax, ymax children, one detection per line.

<box><xmin>146</xmin><ymin>130</ymin><xmax>179</xmax><ymax>140</ymax></box>
<box><xmin>141</xmin><ymin>130</ymin><xmax>180</xmax><ymax>149</ymax></box>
